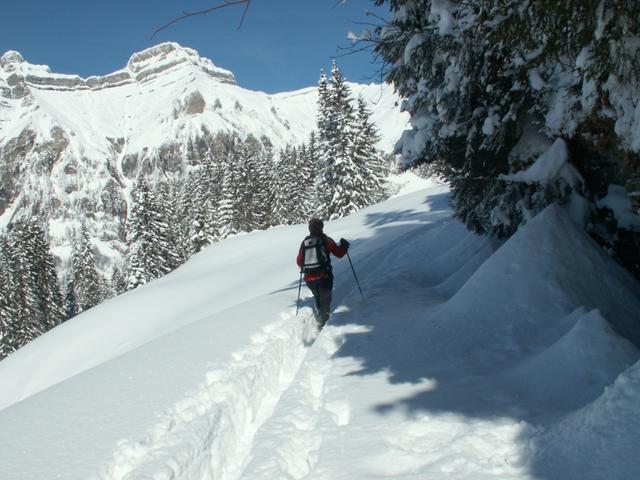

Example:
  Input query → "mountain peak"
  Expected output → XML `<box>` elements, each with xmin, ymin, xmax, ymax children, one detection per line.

<box><xmin>125</xmin><ymin>42</ymin><xmax>235</xmax><ymax>85</ymax></box>
<box><xmin>0</xmin><ymin>50</ymin><xmax>25</xmax><ymax>67</ymax></box>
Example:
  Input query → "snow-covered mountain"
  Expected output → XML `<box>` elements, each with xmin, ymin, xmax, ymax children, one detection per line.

<box><xmin>0</xmin><ymin>182</ymin><xmax>638</xmax><ymax>479</ymax></box>
<box><xmin>0</xmin><ymin>42</ymin><xmax>409</xmax><ymax>268</ymax></box>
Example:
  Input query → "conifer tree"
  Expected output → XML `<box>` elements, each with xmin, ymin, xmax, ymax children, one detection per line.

<box><xmin>199</xmin><ymin>152</ymin><xmax>223</xmax><ymax>241</ymax></box>
<box><xmin>125</xmin><ymin>179</ymin><xmax>177</xmax><ymax>289</ymax></box>
<box><xmin>246</xmin><ymin>146</ymin><xmax>275</xmax><ymax>229</ymax></box>
<box><xmin>325</xmin><ymin>62</ymin><xmax>362</xmax><ymax>218</ymax></box>
<box><xmin>188</xmin><ymin>211</ymin><xmax>210</xmax><ymax>255</ymax></box>
<box><xmin>248</xmin><ymin>146</ymin><xmax>275</xmax><ymax>230</ymax></box>
<box><xmin>296</xmin><ymin>142</ymin><xmax>318</xmax><ymax>221</ymax></box>
<box><xmin>234</xmin><ymin>142</ymin><xmax>256</xmax><ymax>232</ymax></box>
<box><xmin>271</xmin><ymin>146</ymin><xmax>303</xmax><ymax>225</ymax></box>
<box><xmin>4</xmin><ymin>229</ymin><xmax>48</xmax><ymax>349</ymax></box>
<box><xmin>315</xmin><ymin>69</ymin><xmax>335</xmax><ymax>218</ymax></box>
<box><xmin>370</xmin><ymin>0</ymin><xmax>640</xmax><ymax>243</ymax></box>
<box><xmin>0</xmin><ymin>239</ymin><xmax>18</xmax><ymax>358</ymax></box>
<box><xmin>352</xmin><ymin>95</ymin><xmax>386</xmax><ymax>204</ymax></box>
<box><xmin>13</xmin><ymin>221</ymin><xmax>64</xmax><ymax>330</ymax></box>
<box><xmin>179</xmin><ymin>168</ymin><xmax>211</xmax><ymax>256</ymax></box>
<box><xmin>110</xmin><ymin>262</ymin><xmax>127</xmax><ymax>297</ymax></box>
<box><xmin>70</xmin><ymin>222</ymin><xmax>102</xmax><ymax>314</ymax></box>
<box><xmin>157</xmin><ymin>180</ymin><xmax>187</xmax><ymax>267</ymax></box>
<box><xmin>217</xmin><ymin>151</ymin><xmax>240</xmax><ymax>239</ymax></box>
<box><xmin>63</xmin><ymin>276</ymin><xmax>78</xmax><ymax>320</ymax></box>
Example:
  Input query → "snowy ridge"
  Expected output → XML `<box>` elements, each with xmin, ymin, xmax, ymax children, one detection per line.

<box><xmin>0</xmin><ymin>42</ymin><xmax>235</xmax><ymax>92</ymax></box>
<box><xmin>1</xmin><ymin>185</ymin><xmax>639</xmax><ymax>479</ymax></box>
<box><xmin>0</xmin><ymin>42</ymin><xmax>406</xmax><ymax>151</ymax></box>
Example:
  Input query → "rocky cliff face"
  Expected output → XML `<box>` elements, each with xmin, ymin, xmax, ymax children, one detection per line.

<box><xmin>0</xmin><ymin>43</ymin><xmax>236</xmax><ymax>97</ymax></box>
<box><xmin>0</xmin><ymin>42</ymin><xmax>409</xmax><ymax>273</ymax></box>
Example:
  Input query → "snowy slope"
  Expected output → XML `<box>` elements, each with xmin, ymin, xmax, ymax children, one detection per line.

<box><xmin>0</xmin><ymin>43</ymin><xmax>405</xmax><ymax>155</ymax></box>
<box><xmin>1</xmin><ymin>184</ymin><xmax>639</xmax><ymax>480</ymax></box>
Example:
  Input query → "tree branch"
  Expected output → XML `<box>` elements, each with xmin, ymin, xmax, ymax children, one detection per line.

<box><xmin>151</xmin><ymin>0</ymin><xmax>253</xmax><ymax>39</ymax></box>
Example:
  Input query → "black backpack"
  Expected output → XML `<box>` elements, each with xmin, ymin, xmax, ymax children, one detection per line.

<box><xmin>301</xmin><ymin>234</ymin><xmax>331</xmax><ymax>274</ymax></box>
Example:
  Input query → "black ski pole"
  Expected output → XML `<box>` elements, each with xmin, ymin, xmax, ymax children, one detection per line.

<box><xmin>346</xmin><ymin>251</ymin><xmax>363</xmax><ymax>297</ymax></box>
<box><xmin>296</xmin><ymin>271</ymin><xmax>303</xmax><ymax>315</ymax></box>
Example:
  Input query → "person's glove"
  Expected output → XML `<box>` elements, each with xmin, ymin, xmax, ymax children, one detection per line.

<box><xmin>340</xmin><ymin>238</ymin><xmax>350</xmax><ymax>249</ymax></box>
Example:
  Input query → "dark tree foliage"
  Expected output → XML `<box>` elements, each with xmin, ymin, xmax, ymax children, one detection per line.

<box><xmin>0</xmin><ymin>222</ymin><xmax>63</xmax><ymax>358</ymax></box>
<box><xmin>370</xmin><ymin>0</ymin><xmax>640</xmax><ymax>271</ymax></box>
<box><xmin>12</xmin><ymin>221</ymin><xmax>64</xmax><ymax>330</ymax></box>
<box><xmin>0</xmin><ymin>239</ymin><xmax>18</xmax><ymax>358</ymax></box>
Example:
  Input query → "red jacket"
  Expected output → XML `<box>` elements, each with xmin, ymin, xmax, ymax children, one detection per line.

<box><xmin>297</xmin><ymin>234</ymin><xmax>347</xmax><ymax>282</ymax></box>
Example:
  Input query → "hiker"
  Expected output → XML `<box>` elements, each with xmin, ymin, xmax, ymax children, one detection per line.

<box><xmin>296</xmin><ymin>218</ymin><xmax>349</xmax><ymax>328</ymax></box>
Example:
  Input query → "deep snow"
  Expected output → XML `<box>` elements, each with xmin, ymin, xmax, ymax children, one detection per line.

<box><xmin>0</xmin><ymin>181</ymin><xmax>639</xmax><ymax>480</ymax></box>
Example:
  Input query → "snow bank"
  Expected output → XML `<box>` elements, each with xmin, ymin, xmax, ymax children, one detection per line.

<box><xmin>502</xmin><ymin>308</ymin><xmax>638</xmax><ymax>412</ymax></box>
<box><xmin>533</xmin><ymin>359</ymin><xmax>640</xmax><ymax>480</ymax></box>
<box><xmin>418</xmin><ymin>203</ymin><xmax>640</xmax><ymax>375</ymax></box>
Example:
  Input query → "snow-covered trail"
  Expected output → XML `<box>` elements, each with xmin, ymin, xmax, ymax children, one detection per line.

<box><xmin>237</xmin><ymin>220</ymin><xmax>532</xmax><ymax>480</ymax></box>
<box><xmin>100</xmin><ymin>205</ymin><xmax>639</xmax><ymax>480</ymax></box>
<box><xmin>236</xmin><ymin>207</ymin><xmax>640</xmax><ymax>480</ymax></box>
<box><xmin>1</xmin><ymin>182</ymin><xmax>640</xmax><ymax>480</ymax></box>
<box><xmin>90</xmin><ymin>210</ymin><xmax>468</xmax><ymax>480</ymax></box>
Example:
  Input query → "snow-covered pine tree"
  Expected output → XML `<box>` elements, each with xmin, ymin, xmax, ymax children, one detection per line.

<box><xmin>249</xmin><ymin>145</ymin><xmax>275</xmax><ymax>230</ymax></box>
<box><xmin>324</xmin><ymin>61</ymin><xmax>363</xmax><ymax>219</ymax></box>
<box><xmin>217</xmin><ymin>151</ymin><xmax>240</xmax><ymax>239</ymax></box>
<box><xmin>3</xmin><ymin>228</ymin><xmax>49</xmax><ymax>350</ymax></box>
<box><xmin>301</xmin><ymin>133</ymin><xmax>321</xmax><ymax>218</ymax></box>
<box><xmin>296</xmin><ymin>141</ymin><xmax>318</xmax><ymax>221</ymax></box>
<box><xmin>179</xmin><ymin>168</ymin><xmax>210</xmax><ymax>256</ymax></box>
<box><xmin>125</xmin><ymin>178</ymin><xmax>177</xmax><ymax>289</ymax></box>
<box><xmin>157</xmin><ymin>180</ymin><xmax>187</xmax><ymax>268</ymax></box>
<box><xmin>63</xmin><ymin>276</ymin><xmax>78</xmax><ymax>320</ymax></box>
<box><xmin>234</xmin><ymin>140</ymin><xmax>260</xmax><ymax>233</ymax></box>
<box><xmin>13</xmin><ymin>220</ymin><xmax>64</xmax><ymax>330</ymax></box>
<box><xmin>0</xmin><ymin>238</ymin><xmax>18</xmax><ymax>358</ymax></box>
<box><xmin>126</xmin><ymin>179</ymin><xmax>154</xmax><ymax>289</ymax></box>
<box><xmin>110</xmin><ymin>262</ymin><xmax>127</xmax><ymax>297</ymax></box>
<box><xmin>271</xmin><ymin>146</ymin><xmax>297</xmax><ymax>226</ymax></box>
<box><xmin>315</xmin><ymin>69</ymin><xmax>334</xmax><ymax>219</ymax></box>
<box><xmin>188</xmin><ymin>211</ymin><xmax>210</xmax><ymax>255</ymax></box>
<box><xmin>351</xmin><ymin>95</ymin><xmax>386</xmax><ymax>206</ymax></box>
<box><xmin>69</xmin><ymin>222</ymin><xmax>102</xmax><ymax>314</ymax></box>
<box><xmin>200</xmin><ymin>152</ymin><xmax>223</xmax><ymax>241</ymax></box>
<box><xmin>286</xmin><ymin>145</ymin><xmax>316</xmax><ymax>224</ymax></box>
<box><xmin>371</xmin><ymin>0</ymin><xmax>640</xmax><ymax>253</ymax></box>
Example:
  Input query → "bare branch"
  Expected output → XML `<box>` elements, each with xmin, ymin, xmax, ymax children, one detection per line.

<box><xmin>151</xmin><ymin>0</ymin><xmax>253</xmax><ymax>39</ymax></box>
<box><xmin>238</xmin><ymin>0</ymin><xmax>252</xmax><ymax>28</ymax></box>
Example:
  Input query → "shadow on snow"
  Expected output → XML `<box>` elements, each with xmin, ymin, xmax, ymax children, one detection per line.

<box><xmin>286</xmin><ymin>190</ymin><xmax>637</xmax><ymax>480</ymax></box>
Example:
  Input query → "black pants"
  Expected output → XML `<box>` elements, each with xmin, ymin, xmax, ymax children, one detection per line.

<box><xmin>306</xmin><ymin>277</ymin><xmax>333</xmax><ymax>328</ymax></box>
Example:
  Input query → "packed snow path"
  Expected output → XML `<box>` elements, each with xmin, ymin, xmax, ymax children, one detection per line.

<box><xmin>1</xmin><ymin>183</ymin><xmax>639</xmax><ymax>479</ymax></box>
<box><xmin>100</xmin><ymin>203</ymin><xmax>640</xmax><ymax>480</ymax></box>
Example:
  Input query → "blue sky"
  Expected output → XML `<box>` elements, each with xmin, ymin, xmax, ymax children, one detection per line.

<box><xmin>0</xmin><ymin>1</ymin><xmax>388</xmax><ymax>93</ymax></box>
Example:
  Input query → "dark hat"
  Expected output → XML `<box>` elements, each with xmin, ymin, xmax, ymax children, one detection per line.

<box><xmin>308</xmin><ymin>218</ymin><xmax>324</xmax><ymax>234</ymax></box>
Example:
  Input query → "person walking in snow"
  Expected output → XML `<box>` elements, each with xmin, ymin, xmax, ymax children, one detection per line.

<box><xmin>297</xmin><ymin>218</ymin><xmax>349</xmax><ymax>328</ymax></box>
